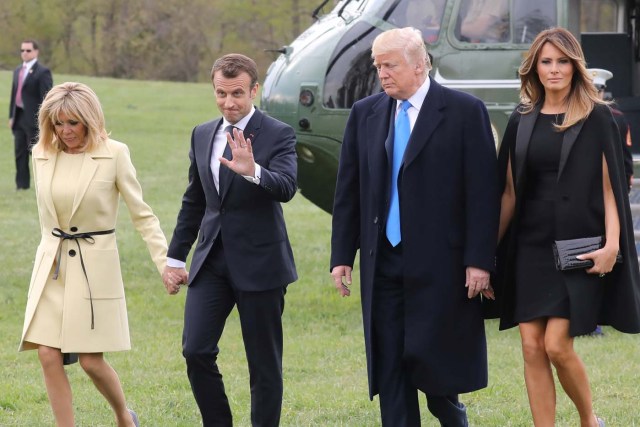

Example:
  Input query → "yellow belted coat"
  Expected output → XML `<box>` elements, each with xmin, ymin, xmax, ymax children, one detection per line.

<box><xmin>19</xmin><ymin>139</ymin><xmax>167</xmax><ymax>353</ymax></box>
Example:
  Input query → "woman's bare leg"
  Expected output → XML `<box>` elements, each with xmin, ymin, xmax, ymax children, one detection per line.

<box><xmin>37</xmin><ymin>345</ymin><xmax>74</xmax><ymax>427</ymax></box>
<box><xmin>78</xmin><ymin>353</ymin><xmax>136</xmax><ymax>427</ymax></box>
<box><xmin>519</xmin><ymin>319</ymin><xmax>556</xmax><ymax>427</ymax></box>
<box><xmin>545</xmin><ymin>318</ymin><xmax>598</xmax><ymax>427</ymax></box>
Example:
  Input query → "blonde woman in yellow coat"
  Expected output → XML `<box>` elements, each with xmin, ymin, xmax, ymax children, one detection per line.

<box><xmin>19</xmin><ymin>82</ymin><xmax>169</xmax><ymax>427</ymax></box>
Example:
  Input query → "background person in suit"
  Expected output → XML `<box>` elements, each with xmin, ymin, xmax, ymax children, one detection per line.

<box><xmin>330</xmin><ymin>27</ymin><xmax>499</xmax><ymax>426</ymax></box>
<box><xmin>19</xmin><ymin>82</ymin><xmax>167</xmax><ymax>427</ymax></box>
<box><xmin>163</xmin><ymin>53</ymin><xmax>298</xmax><ymax>427</ymax></box>
<box><xmin>587</xmin><ymin>68</ymin><xmax>634</xmax><ymax>193</ymax></box>
<box><xmin>8</xmin><ymin>39</ymin><xmax>53</xmax><ymax>190</ymax></box>
<box><xmin>495</xmin><ymin>28</ymin><xmax>640</xmax><ymax>427</ymax></box>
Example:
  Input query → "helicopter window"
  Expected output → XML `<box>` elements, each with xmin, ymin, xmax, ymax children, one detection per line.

<box><xmin>323</xmin><ymin>21</ymin><xmax>382</xmax><ymax>109</ymax></box>
<box><xmin>580</xmin><ymin>0</ymin><xmax>619</xmax><ymax>32</ymax></box>
<box><xmin>458</xmin><ymin>0</ymin><xmax>510</xmax><ymax>43</ymax></box>
<box><xmin>380</xmin><ymin>0</ymin><xmax>447</xmax><ymax>44</ymax></box>
<box><xmin>454</xmin><ymin>0</ymin><xmax>557</xmax><ymax>44</ymax></box>
<box><xmin>512</xmin><ymin>0</ymin><xmax>557</xmax><ymax>44</ymax></box>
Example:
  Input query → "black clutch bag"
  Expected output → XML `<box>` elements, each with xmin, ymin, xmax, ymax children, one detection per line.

<box><xmin>552</xmin><ymin>236</ymin><xmax>622</xmax><ymax>271</ymax></box>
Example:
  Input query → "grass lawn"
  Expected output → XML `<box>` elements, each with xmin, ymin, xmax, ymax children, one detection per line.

<box><xmin>0</xmin><ymin>70</ymin><xmax>638</xmax><ymax>426</ymax></box>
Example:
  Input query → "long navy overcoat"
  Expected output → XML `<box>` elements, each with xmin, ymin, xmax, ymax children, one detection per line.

<box><xmin>331</xmin><ymin>79</ymin><xmax>500</xmax><ymax>397</ymax></box>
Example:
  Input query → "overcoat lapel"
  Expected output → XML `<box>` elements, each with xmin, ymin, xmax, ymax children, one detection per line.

<box><xmin>367</xmin><ymin>96</ymin><xmax>395</xmax><ymax>209</ymax></box>
<box><xmin>403</xmin><ymin>79</ymin><xmax>444</xmax><ymax>169</ymax></box>
<box><xmin>514</xmin><ymin>105</ymin><xmax>539</xmax><ymax>188</ymax></box>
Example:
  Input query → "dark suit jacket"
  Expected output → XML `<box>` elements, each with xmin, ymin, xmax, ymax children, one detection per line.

<box><xmin>494</xmin><ymin>103</ymin><xmax>640</xmax><ymax>336</ymax></box>
<box><xmin>9</xmin><ymin>61</ymin><xmax>53</xmax><ymax>129</ymax></box>
<box><xmin>168</xmin><ymin>108</ymin><xmax>298</xmax><ymax>291</ymax></box>
<box><xmin>330</xmin><ymin>79</ymin><xmax>500</xmax><ymax>397</ymax></box>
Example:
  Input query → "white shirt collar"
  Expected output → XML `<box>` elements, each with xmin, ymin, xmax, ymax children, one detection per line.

<box><xmin>23</xmin><ymin>58</ymin><xmax>37</xmax><ymax>70</ymax></box>
<box><xmin>397</xmin><ymin>77</ymin><xmax>430</xmax><ymax>111</ymax></box>
<box><xmin>220</xmin><ymin>106</ymin><xmax>256</xmax><ymax>132</ymax></box>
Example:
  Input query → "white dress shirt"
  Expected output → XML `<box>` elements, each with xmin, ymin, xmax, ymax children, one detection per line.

<box><xmin>396</xmin><ymin>77</ymin><xmax>431</xmax><ymax>131</ymax></box>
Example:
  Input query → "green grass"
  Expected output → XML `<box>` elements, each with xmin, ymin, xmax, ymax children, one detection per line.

<box><xmin>0</xmin><ymin>70</ymin><xmax>639</xmax><ymax>426</ymax></box>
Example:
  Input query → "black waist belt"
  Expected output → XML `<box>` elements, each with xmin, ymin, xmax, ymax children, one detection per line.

<box><xmin>52</xmin><ymin>228</ymin><xmax>116</xmax><ymax>329</ymax></box>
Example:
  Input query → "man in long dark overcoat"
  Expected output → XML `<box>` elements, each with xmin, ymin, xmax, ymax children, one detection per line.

<box><xmin>330</xmin><ymin>27</ymin><xmax>500</xmax><ymax>426</ymax></box>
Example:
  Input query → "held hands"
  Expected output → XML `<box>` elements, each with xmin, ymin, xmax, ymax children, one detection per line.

<box><xmin>331</xmin><ymin>265</ymin><xmax>352</xmax><ymax>297</ymax></box>
<box><xmin>576</xmin><ymin>244</ymin><xmax>619</xmax><ymax>277</ymax></box>
<box><xmin>219</xmin><ymin>127</ymin><xmax>255</xmax><ymax>177</ymax></box>
<box><xmin>162</xmin><ymin>266</ymin><xmax>188</xmax><ymax>295</ymax></box>
<box><xmin>466</xmin><ymin>266</ymin><xmax>494</xmax><ymax>300</ymax></box>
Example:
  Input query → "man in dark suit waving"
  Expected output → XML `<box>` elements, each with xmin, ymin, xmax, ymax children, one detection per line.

<box><xmin>8</xmin><ymin>39</ymin><xmax>53</xmax><ymax>190</ymax></box>
<box><xmin>163</xmin><ymin>54</ymin><xmax>297</xmax><ymax>427</ymax></box>
<box><xmin>330</xmin><ymin>27</ymin><xmax>499</xmax><ymax>426</ymax></box>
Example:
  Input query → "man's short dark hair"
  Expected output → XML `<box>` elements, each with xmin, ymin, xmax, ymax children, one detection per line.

<box><xmin>22</xmin><ymin>39</ymin><xmax>39</xmax><ymax>50</ymax></box>
<box><xmin>211</xmin><ymin>54</ymin><xmax>258</xmax><ymax>88</ymax></box>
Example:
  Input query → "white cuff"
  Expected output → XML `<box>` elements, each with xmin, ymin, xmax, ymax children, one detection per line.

<box><xmin>166</xmin><ymin>257</ymin><xmax>186</xmax><ymax>269</ymax></box>
<box><xmin>242</xmin><ymin>163</ymin><xmax>261</xmax><ymax>185</ymax></box>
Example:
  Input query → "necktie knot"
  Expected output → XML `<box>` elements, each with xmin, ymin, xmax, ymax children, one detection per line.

<box><xmin>400</xmin><ymin>100</ymin><xmax>411</xmax><ymax>113</ymax></box>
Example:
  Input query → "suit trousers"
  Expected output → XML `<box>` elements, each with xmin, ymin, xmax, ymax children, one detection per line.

<box><xmin>182</xmin><ymin>239</ymin><xmax>286</xmax><ymax>427</ymax></box>
<box><xmin>12</xmin><ymin>108</ymin><xmax>36</xmax><ymax>189</ymax></box>
<box><xmin>373</xmin><ymin>238</ymin><xmax>468</xmax><ymax>427</ymax></box>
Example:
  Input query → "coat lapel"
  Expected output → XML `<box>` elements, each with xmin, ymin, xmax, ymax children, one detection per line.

<box><xmin>13</xmin><ymin>67</ymin><xmax>20</xmax><ymax>89</ymax></box>
<box><xmin>557</xmin><ymin>119</ymin><xmax>585</xmax><ymax>181</ymax></box>
<box><xmin>514</xmin><ymin>105</ymin><xmax>539</xmax><ymax>188</ymax></box>
<box><xmin>403</xmin><ymin>78</ymin><xmax>444</xmax><ymax>169</ymax></box>
<box><xmin>205</xmin><ymin>119</ymin><xmax>222</xmax><ymax>197</ymax></box>
<box><xmin>33</xmin><ymin>149</ymin><xmax>58</xmax><ymax>222</ymax></box>
<box><xmin>367</xmin><ymin>95</ymin><xmax>395</xmax><ymax>210</ymax></box>
<box><xmin>70</xmin><ymin>143</ymin><xmax>113</xmax><ymax>218</ymax></box>
<box><xmin>24</xmin><ymin>62</ymin><xmax>37</xmax><ymax>85</ymax></box>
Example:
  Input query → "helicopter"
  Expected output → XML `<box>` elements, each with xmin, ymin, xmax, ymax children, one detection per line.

<box><xmin>261</xmin><ymin>0</ymin><xmax>640</xmax><ymax>213</ymax></box>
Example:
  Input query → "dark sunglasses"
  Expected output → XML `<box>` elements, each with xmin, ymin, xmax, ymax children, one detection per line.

<box><xmin>21</xmin><ymin>49</ymin><xmax>32</xmax><ymax>53</ymax></box>
<box><xmin>595</xmin><ymin>84</ymin><xmax>606</xmax><ymax>91</ymax></box>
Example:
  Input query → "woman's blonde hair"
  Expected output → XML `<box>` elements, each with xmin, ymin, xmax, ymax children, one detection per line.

<box><xmin>35</xmin><ymin>82</ymin><xmax>108</xmax><ymax>154</ymax></box>
<box><xmin>518</xmin><ymin>27</ymin><xmax>603</xmax><ymax>130</ymax></box>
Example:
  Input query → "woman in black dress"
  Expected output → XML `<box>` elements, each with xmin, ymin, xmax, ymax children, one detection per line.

<box><xmin>495</xmin><ymin>27</ymin><xmax>640</xmax><ymax>426</ymax></box>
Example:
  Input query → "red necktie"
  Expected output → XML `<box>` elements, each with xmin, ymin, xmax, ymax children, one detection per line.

<box><xmin>15</xmin><ymin>65</ymin><xmax>26</xmax><ymax>108</ymax></box>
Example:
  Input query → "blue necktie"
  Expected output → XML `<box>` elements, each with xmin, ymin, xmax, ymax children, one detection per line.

<box><xmin>386</xmin><ymin>100</ymin><xmax>411</xmax><ymax>246</ymax></box>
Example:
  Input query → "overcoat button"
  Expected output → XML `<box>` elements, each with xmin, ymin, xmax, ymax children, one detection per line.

<box><xmin>373</xmin><ymin>216</ymin><xmax>378</xmax><ymax>224</ymax></box>
<box><xmin>369</xmin><ymin>249</ymin><xmax>374</xmax><ymax>256</ymax></box>
<box><xmin>70</xmin><ymin>226</ymin><xmax>78</xmax><ymax>232</ymax></box>
<box><xmin>69</xmin><ymin>250</ymin><xmax>76</xmax><ymax>257</ymax></box>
